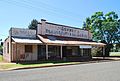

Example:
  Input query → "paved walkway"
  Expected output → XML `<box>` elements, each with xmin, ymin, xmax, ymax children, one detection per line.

<box><xmin>92</xmin><ymin>57</ymin><xmax>120</xmax><ymax>60</ymax></box>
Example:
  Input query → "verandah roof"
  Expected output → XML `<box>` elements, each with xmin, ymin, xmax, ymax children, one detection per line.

<box><xmin>12</xmin><ymin>37</ymin><xmax>42</xmax><ymax>44</ymax></box>
<box><xmin>38</xmin><ymin>35</ymin><xmax>106</xmax><ymax>46</ymax></box>
<box><xmin>12</xmin><ymin>35</ymin><xmax>106</xmax><ymax>46</ymax></box>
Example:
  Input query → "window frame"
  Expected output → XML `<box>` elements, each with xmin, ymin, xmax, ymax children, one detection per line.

<box><xmin>25</xmin><ymin>45</ymin><xmax>33</xmax><ymax>53</ymax></box>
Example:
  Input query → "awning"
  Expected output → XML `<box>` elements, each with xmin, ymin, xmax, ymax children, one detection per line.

<box><xmin>38</xmin><ymin>35</ymin><xmax>106</xmax><ymax>46</ymax></box>
<box><xmin>12</xmin><ymin>37</ymin><xmax>42</xmax><ymax>44</ymax></box>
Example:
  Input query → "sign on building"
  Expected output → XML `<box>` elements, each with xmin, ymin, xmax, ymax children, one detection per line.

<box><xmin>11</xmin><ymin>28</ymin><xmax>36</xmax><ymax>38</ymax></box>
<box><xmin>38</xmin><ymin>21</ymin><xmax>92</xmax><ymax>39</ymax></box>
<box><xmin>79</xmin><ymin>45</ymin><xmax>92</xmax><ymax>48</ymax></box>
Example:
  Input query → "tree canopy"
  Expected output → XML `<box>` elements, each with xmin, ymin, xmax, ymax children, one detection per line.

<box><xmin>28</xmin><ymin>19</ymin><xmax>38</xmax><ymax>30</ymax></box>
<box><xmin>83</xmin><ymin>11</ymin><xmax>120</xmax><ymax>44</ymax></box>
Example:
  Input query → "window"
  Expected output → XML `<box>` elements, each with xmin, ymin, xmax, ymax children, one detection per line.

<box><xmin>7</xmin><ymin>42</ymin><xmax>9</xmax><ymax>53</ymax></box>
<box><xmin>25</xmin><ymin>45</ymin><xmax>33</xmax><ymax>53</ymax></box>
<box><xmin>48</xmin><ymin>46</ymin><xmax>60</xmax><ymax>57</ymax></box>
<box><xmin>72</xmin><ymin>47</ymin><xmax>78</xmax><ymax>56</ymax></box>
<box><xmin>38</xmin><ymin>45</ymin><xmax>46</xmax><ymax>56</ymax></box>
<box><xmin>83</xmin><ymin>49</ymin><xmax>91</xmax><ymax>56</ymax></box>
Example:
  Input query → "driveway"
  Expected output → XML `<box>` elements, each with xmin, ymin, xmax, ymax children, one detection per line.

<box><xmin>0</xmin><ymin>61</ymin><xmax>120</xmax><ymax>81</ymax></box>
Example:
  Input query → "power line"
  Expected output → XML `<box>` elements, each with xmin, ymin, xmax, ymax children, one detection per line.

<box><xmin>0</xmin><ymin>0</ymin><xmax>63</xmax><ymax>22</ymax></box>
<box><xmin>15</xmin><ymin>0</ymin><xmax>82</xmax><ymax>21</ymax></box>
<box><xmin>21</xmin><ymin>0</ymin><xmax>82</xmax><ymax>18</ymax></box>
<box><xmin>1</xmin><ymin>0</ymin><xmax>83</xmax><ymax>26</ymax></box>
<box><xmin>34</xmin><ymin>0</ymin><xmax>83</xmax><ymax>17</ymax></box>
<box><xmin>0</xmin><ymin>34</ymin><xmax>7</xmax><ymax>37</ymax></box>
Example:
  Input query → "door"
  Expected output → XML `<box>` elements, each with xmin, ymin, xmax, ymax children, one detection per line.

<box><xmin>37</xmin><ymin>45</ymin><xmax>46</xmax><ymax>60</ymax></box>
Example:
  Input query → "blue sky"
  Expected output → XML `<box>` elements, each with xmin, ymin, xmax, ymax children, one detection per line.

<box><xmin>0</xmin><ymin>0</ymin><xmax>120</xmax><ymax>41</ymax></box>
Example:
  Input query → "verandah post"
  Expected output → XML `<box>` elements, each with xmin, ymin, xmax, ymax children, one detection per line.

<box><xmin>46</xmin><ymin>45</ymin><xmax>48</xmax><ymax>60</ymax></box>
<box><xmin>60</xmin><ymin>45</ymin><xmax>62</xmax><ymax>59</ymax></box>
<box><xmin>103</xmin><ymin>46</ymin><xmax>105</xmax><ymax>59</ymax></box>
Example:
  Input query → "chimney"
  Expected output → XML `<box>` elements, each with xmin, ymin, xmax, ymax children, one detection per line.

<box><xmin>41</xmin><ymin>19</ymin><xmax>46</xmax><ymax>24</ymax></box>
<box><xmin>40</xmin><ymin>19</ymin><xmax>46</xmax><ymax>35</ymax></box>
<box><xmin>41</xmin><ymin>19</ymin><xmax>46</xmax><ymax>21</ymax></box>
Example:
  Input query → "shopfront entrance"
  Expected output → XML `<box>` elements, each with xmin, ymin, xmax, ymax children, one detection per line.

<box><xmin>38</xmin><ymin>45</ymin><xmax>46</xmax><ymax>60</ymax></box>
<box><xmin>38</xmin><ymin>45</ymin><xmax>61</xmax><ymax>60</ymax></box>
<box><xmin>48</xmin><ymin>45</ymin><xmax>61</xmax><ymax>59</ymax></box>
<box><xmin>62</xmin><ymin>46</ymin><xmax>80</xmax><ymax>57</ymax></box>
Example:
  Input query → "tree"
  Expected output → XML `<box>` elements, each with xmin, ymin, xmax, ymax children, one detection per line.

<box><xmin>83</xmin><ymin>11</ymin><xmax>120</xmax><ymax>56</ymax></box>
<box><xmin>83</xmin><ymin>11</ymin><xmax>120</xmax><ymax>43</ymax></box>
<box><xmin>28</xmin><ymin>19</ymin><xmax>38</xmax><ymax>30</ymax></box>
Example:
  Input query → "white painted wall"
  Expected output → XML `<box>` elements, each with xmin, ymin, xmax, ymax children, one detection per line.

<box><xmin>3</xmin><ymin>38</ymin><xmax>11</xmax><ymax>62</ymax></box>
<box><xmin>12</xmin><ymin>44</ymin><xmax>38</xmax><ymax>61</ymax></box>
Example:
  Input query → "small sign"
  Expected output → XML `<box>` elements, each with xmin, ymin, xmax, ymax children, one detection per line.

<box><xmin>11</xmin><ymin>28</ymin><xmax>36</xmax><ymax>38</ymax></box>
<box><xmin>79</xmin><ymin>45</ymin><xmax>92</xmax><ymax>48</ymax></box>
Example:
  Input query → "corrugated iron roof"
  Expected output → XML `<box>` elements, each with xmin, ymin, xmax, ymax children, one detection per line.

<box><xmin>12</xmin><ymin>37</ymin><xmax>42</xmax><ymax>44</ymax></box>
<box><xmin>38</xmin><ymin>35</ymin><xmax>106</xmax><ymax>46</ymax></box>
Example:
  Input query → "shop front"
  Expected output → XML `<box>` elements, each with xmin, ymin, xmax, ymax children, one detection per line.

<box><xmin>37</xmin><ymin>19</ymin><xmax>105</xmax><ymax>61</ymax></box>
<box><xmin>3</xmin><ymin>19</ymin><xmax>106</xmax><ymax>62</ymax></box>
<box><xmin>11</xmin><ymin>37</ymin><xmax>42</xmax><ymax>62</ymax></box>
<box><xmin>38</xmin><ymin>45</ymin><xmax>61</xmax><ymax>60</ymax></box>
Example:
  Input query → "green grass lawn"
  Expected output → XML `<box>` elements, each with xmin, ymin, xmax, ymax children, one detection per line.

<box><xmin>0</xmin><ymin>55</ymin><xmax>80</xmax><ymax>70</ymax></box>
<box><xmin>0</xmin><ymin>63</ymin><xmax>53</xmax><ymax>69</ymax></box>
<box><xmin>110</xmin><ymin>52</ymin><xmax>120</xmax><ymax>56</ymax></box>
<box><xmin>0</xmin><ymin>60</ymin><xmax>80</xmax><ymax>70</ymax></box>
<box><xmin>0</xmin><ymin>55</ymin><xmax>3</xmax><ymax>62</ymax></box>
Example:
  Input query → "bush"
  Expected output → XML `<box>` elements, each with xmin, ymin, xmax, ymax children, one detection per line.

<box><xmin>92</xmin><ymin>46</ymin><xmax>103</xmax><ymax>57</ymax></box>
